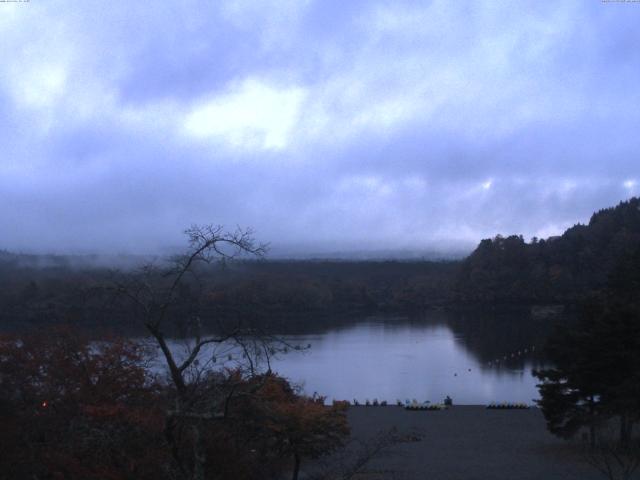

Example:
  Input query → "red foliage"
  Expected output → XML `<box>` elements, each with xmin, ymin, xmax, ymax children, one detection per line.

<box><xmin>0</xmin><ymin>327</ymin><xmax>168</xmax><ymax>480</ymax></box>
<box><xmin>0</xmin><ymin>330</ymin><xmax>350</xmax><ymax>480</ymax></box>
<box><xmin>217</xmin><ymin>373</ymin><xmax>350</xmax><ymax>478</ymax></box>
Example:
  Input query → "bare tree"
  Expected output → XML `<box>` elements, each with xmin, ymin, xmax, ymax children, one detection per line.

<box><xmin>112</xmin><ymin>225</ymin><xmax>293</xmax><ymax>480</ymax></box>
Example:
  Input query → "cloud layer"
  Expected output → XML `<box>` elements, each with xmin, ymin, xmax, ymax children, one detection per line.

<box><xmin>1</xmin><ymin>0</ymin><xmax>639</xmax><ymax>255</ymax></box>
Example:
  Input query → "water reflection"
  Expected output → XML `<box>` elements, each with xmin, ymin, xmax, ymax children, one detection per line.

<box><xmin>162</xmin><ymin>310</ymin><xmax>556</xmax><ymax>405</ymax></box>
<box><xmin>269</xmin><ymin>319</ymin><xmax>544</xmax><ymax>405</ymax></box>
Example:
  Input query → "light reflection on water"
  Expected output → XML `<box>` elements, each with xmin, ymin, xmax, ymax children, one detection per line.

<box><xmin>269</xmin><ymin>321</ymin><xmax>540</xmax><ymax>405</ymax></box>
<box><xmin>161</xmin><ymin>315</ymin><xmax>549</xmax><ymax>405</ymax></box>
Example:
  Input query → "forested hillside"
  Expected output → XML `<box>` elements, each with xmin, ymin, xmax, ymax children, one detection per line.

<box><xmin>455</xmin><ymin>197</ymin><xmax>640</xmax><ymax>304</ymax></box>
<box><xmin>0</xmin><ymin>253</ymin><xmax>458</xmax><ymax>332</ymax></box>
<box><xmin>2</xmin><ymin>198</ymin><xmax>639</xmax><ymax>332</ymax></box>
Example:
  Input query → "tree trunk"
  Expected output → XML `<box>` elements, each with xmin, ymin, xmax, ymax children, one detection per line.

<box><xmin>619</xmin><ymin>414</ymin><xmax>630</xmax><ymax>449</ymax></box>
<box><xmin>291</xmin><ymin>453</ymin><xmax>301</xmax><ymax>480</ymax></box>
<box><xmin>165</xmin><ymin>415</ymin><xmax>187</xmax><ymax>477</ymax></box>
<box><xmin>191</xmin><ymin>424</ymin><xmax>206</xmax><ymax>480</ymax></box>
<box><xmin>589</xmin><ymin>397</ymin><xmax>596</xmax><ymax>448</ymax></box>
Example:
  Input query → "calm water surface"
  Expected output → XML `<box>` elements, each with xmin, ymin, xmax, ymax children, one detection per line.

<box><xmin>164</xmin><ymin>313</ymin><xmax>551</xmax><ymax>405</ymax></box>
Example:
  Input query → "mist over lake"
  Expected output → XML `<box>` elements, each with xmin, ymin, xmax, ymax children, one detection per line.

<box><xmin>3</xmin><ymin>2</ymin><xmax>640</xmax><ymax>477</ymax></box>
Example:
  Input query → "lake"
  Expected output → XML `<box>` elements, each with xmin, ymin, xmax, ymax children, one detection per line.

<box><xmin>162</xmin><ymin>310</ymin><xmax>553</xmax><ymax>405</ymax></box>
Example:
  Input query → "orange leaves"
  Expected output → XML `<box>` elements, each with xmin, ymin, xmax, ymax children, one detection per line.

<box><xmin>239</xmin><ymin>373</ymin><xmax>350</xmax><ymax>459</ymax></box>
<box><xmin>1</xmin><ymin>332</ymin><xmax>348</xmax><ymax>479</ymax></box>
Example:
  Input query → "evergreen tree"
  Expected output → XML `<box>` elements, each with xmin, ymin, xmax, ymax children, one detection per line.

<box><xmin>534</xmin><ymin>306</ymin><xmax>607</xmax><ymax>445</ymax></box>
<box><xmin>535</xmin><ymin>245</ymin><xmax>640</xmax><ymax>447</ymax></box>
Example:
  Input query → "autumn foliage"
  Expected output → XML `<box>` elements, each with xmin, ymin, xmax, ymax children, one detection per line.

<box><xmin>0</xmin><ymin>328</ymin><xmax>349</xmax><ymax>480</ymax></box>
<box><xmin>0</xmin><ymin>327</ymin><xmax>167</xmax><ymax>480</ymax></box>
<box><xmin>224</xmin><ymin>374</ymin><xmax>350</xmax><ymax>479</ymax></box>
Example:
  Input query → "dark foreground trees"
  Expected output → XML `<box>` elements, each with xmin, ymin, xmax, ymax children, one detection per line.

<box><xmin>227</xmin><ymin>374</ymin><xmax>350</xmax><ymax>480</ymax></box>
<box><xmin>0</xmin><ymin>328</ymin><xmax>350</xmax><ymax>480</ymax></box>
<box><xmin>535</xmin><ymin>246</ymin><xmax>640</xmax><ymax>478</ymax></box>
<box><xmin>0</xmin><ymin>327</ymin><xmax>168</xmax><ymax>479</ymax></box>
<box><xmin>534</xmin><ymin>301</ymin><xmax>640</xmax><ymax>445</ymax></box>
<box><xmin>534</xmin><ymin>306</ymin><xmax>640</xmax><ymax>480</ymax></box>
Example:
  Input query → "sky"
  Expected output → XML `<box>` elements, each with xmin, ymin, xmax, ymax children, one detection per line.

<box><xmin>1</xmin><ymin>0</ymin><xmax>639</xmax><ymax>257</ymax></box>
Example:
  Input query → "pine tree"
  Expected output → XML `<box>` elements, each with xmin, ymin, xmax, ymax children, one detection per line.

<box><xmin>535</xmin><ymin>245</ymin><xmax>640</xmax><ymax>447</ymax></box>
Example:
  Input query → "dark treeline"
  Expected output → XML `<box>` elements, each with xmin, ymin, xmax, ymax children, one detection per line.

<box><xmin>0</xmin><ymin>328</ymin><xmax>350</xmax><ymax>480</ymax></box>
<box><xmin>455</xmin><ymin>197</ymin><xmax>640</xmax><ymax>305</ymax></box>
<box><xmin>533</xmin><ymin>240</ymin><xmax>640</xmax><ymax>471</ymax></box>
<box><xmin>2</xmin><ymin>197</ymin><xmax>639</xmax><ymax>333</ymax></box>
<box><xmin>0</xmin><ymin>253</ymin><xmax>459</xmax><ymax>333</ymax></box>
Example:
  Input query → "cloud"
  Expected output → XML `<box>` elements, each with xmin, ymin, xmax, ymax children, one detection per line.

<box><xmin>183</xmin><ymin>78</ymin><xmax>306</xmax><ymax>151</ymax></box>
<box><xmin>0</xmin><ymin>0</ymin><xmax>639</xmax><ymax>255</ymax></box>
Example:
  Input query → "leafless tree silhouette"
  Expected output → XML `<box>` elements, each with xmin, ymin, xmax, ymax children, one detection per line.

<box><xmin>112</xmin><ymin>225</ymin><xmax>300</xmax><ymax>480</ymax></box>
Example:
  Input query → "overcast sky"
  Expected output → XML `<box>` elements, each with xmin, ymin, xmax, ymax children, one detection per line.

<box><xmin>1</xmin><ymin>1</ymin><xmax>639</xmax><ymax>256</ymax></box>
